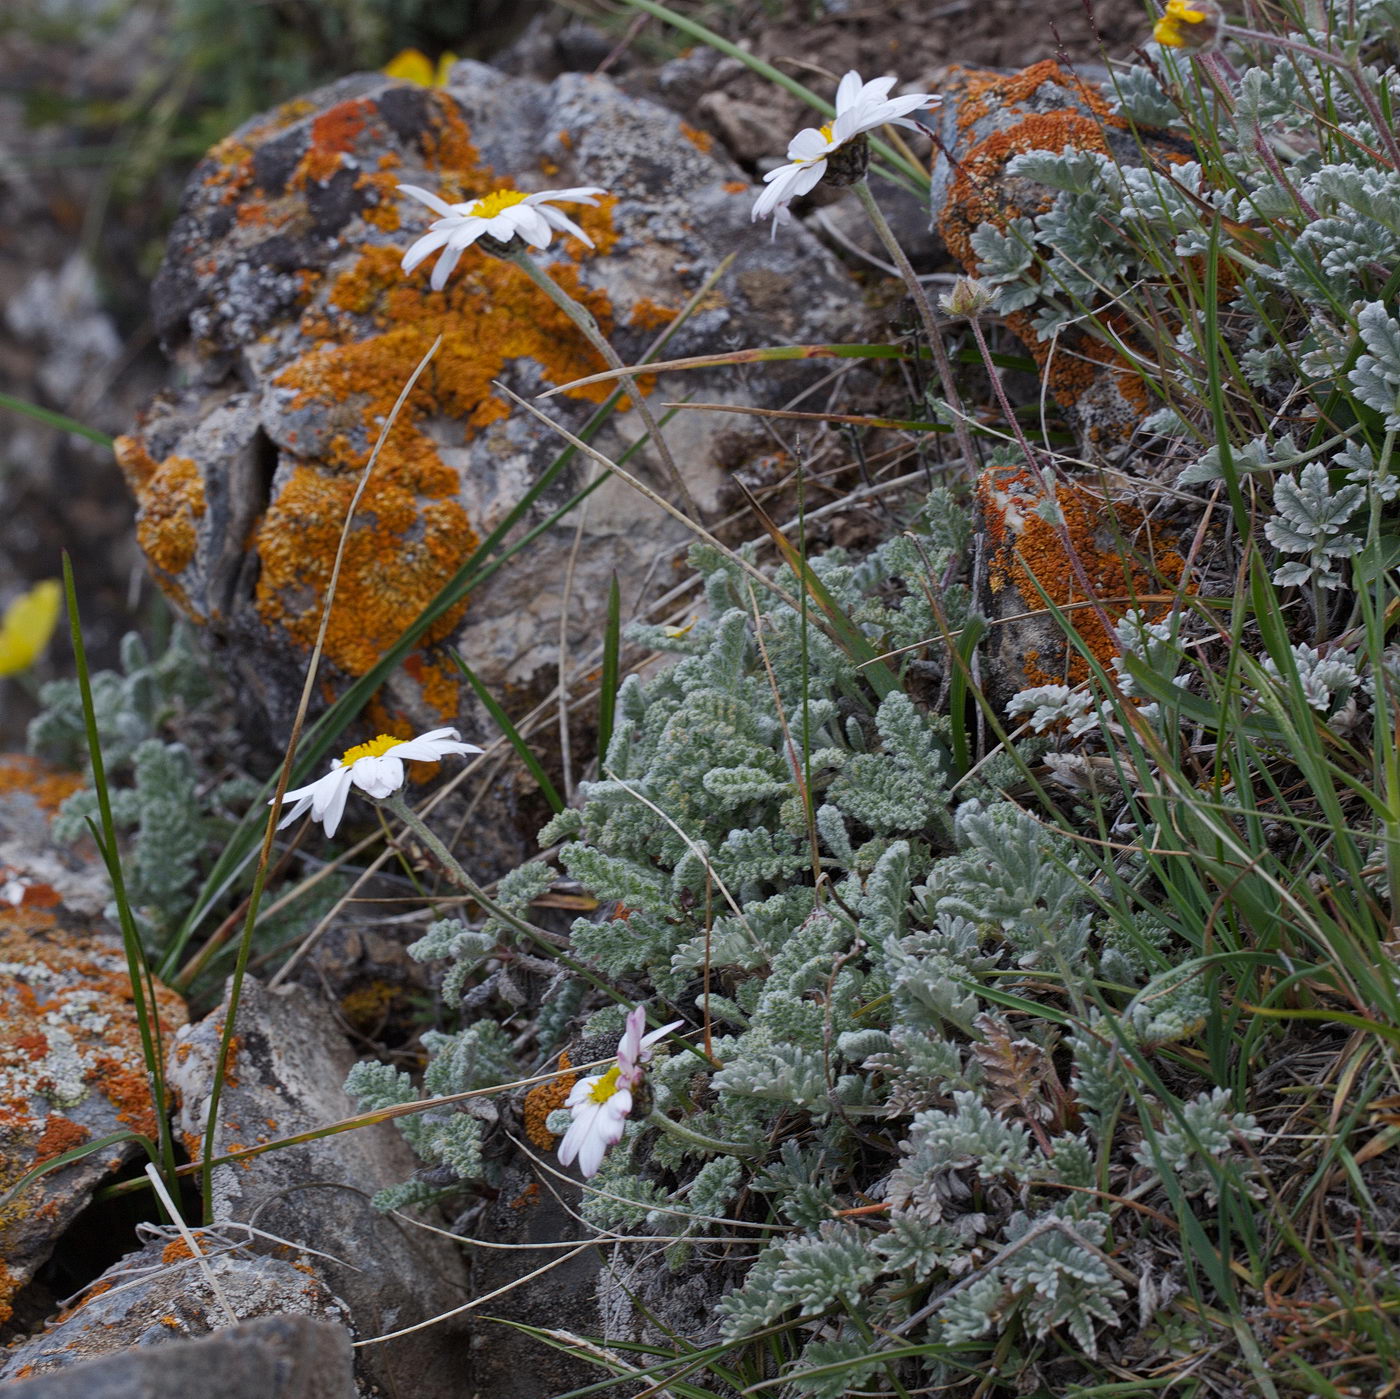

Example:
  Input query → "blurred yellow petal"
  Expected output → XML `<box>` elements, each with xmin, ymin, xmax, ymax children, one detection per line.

<box><xmin>0</xmin><ymin>580</ymin><xmax>63</xmax><ymax>677</ymax></box>
<box><xmin>663</xmin><ymin>617</ymin><xmax>698</xmax><ymax>638</ymax></box>
<box><xmin>384</xmin><ymin>48</ymin><xmax>437</xmax><ymax>86</ymax></box>
<box><xmin>384</xmin><ymin>48</ymin><xmax>457</xmax><ymax>87</ymax></box>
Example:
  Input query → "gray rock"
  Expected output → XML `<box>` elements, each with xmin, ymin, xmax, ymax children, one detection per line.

<box><xmin>0</xmin><ymin>1238</ymin><xmax>348</xmax><ymax>1383</ymax></box>
<box><xmin>0</xmin><ymin>754</ymin><xmax>187</xmax><ymax>1336</ymax></box>
<box><xmin>165</xmin><ymin>977</ymin><xmax>471</xmax><ymax>1398</ymax></box>
<box><xmin>117</xmin><ymin>62</ymin><xmax>870</xmax><ymax>749</ymax></box>
<box><xmin>2</xmin><ymin>1311</ymin><xmax>354</xmax><ymax>1398</ymax></box>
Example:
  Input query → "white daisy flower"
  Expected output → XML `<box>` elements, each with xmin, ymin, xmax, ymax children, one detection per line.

<box><xmin>398</xmin><ymin>184</ymin><xmax>608</xmax><ymax>289</ymax></box>
<box><xmin>557</xmin><ymin>1006</ymin><xmax>683</xmax><ymax>1179</ymax></box>
<box><xmin>272</xmin><ymin>727</ymin><xmax>482</xmax><ymax>838</ymax></box>
<box><xmin>752</xmin><ymin>70</ymin><xmax>939</xmax><ymax>234</ymax></box>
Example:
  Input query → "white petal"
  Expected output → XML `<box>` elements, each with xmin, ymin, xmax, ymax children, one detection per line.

<box><xmin>429</xmin><ymin>241</ymin><xmax>468</xmax><ymax>291</ymax></box>
<box><xmin>273</xmin><ymin>790</ymin><xmax>315</xmax><ymax>831</ymax></box>
<box><xmin>786</xmin><ymin>126</ymin><xmax>833</xmax><ymax>163</ymax></box>
<box><xmin>507</xmin><ymin>205</ymin><xmax>555</xmax><ymax>248</ymax></box>
<box><xmin>856</xmin><ymin>75</ymin><xmax>899</xmax><ymax>107</ymax></box>
<box><xmin>638</xmin><ymin>1020</ymin><xmax>685</xmax><ymax>1055</ymax></box>
<box><xmin>445</xmin><ymin>217</ymin><xmax>490</xmax><ymax>250</ymax></box>
<box><xmin>391</xmin><ymin>730</ymin><xmax>482</xmax><ymax>763</ymax></box>
<box><xmin>401</xmin><ymin>227</ymin><xmax>452</xmax><ymax>273</ymax></box>
<box><xmin>525</xmin><ymin>186</ymin><xmax>606</xmax><ymax>204</ymax></box>
<box><xmin>350</xmin><ymin>753</ymin><xmax>406</xmax><ymax>799</ymax></box>
<box><xmin>556</xmin><ymin>1100</ymin><xmax>599</xmax><ymax>1166</ymax></box>
<box><xmin>835</xmin><ymin>70</ymin><xmax>864</xmax><ymax>112</ymax></box>
<box><xmin>535</xmin><ymin>204</ymin><xmax>595</xmax><ymax>248</ymax></box>
<box><xmin>398</xmin><ymin>183</ymin><xmax>456</xmax><ymax>217</ymax></box>
<box><xmin>315</xmin><ymin>770</ymin><xmax>356</xmax><ymax>838</ymax></box>
<box><xmin>752</xmin><ymin>160</ymin><xmax>825</xmax><ymax>221</ymax></box>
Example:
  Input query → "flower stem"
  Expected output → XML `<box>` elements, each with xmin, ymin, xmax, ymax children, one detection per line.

<box><xmin>381</xmin><ymin>792</ymin><xmax>565</xmax><ymax>949</ymax></box>
<box><xmin>646</xmin><ymin>1108</ymin><xmax>760</xmax><ymax>1158</ymax></box>
<box><xmin>510</xmin><ymin>249</ymin><xmax>701</xmax><ymax>520</ymax></box>
<box><xmin>852</xmin><ymin>177</ymin><xmax>980</xmax><ymax>473</ymax></box>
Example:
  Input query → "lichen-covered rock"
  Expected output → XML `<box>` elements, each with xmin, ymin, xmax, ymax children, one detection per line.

<box><xmin>929</xmin><ymin>61</ymin><xmax>1188</xmax><ymax>454</ymax></box>
<box><xmin>0</xmin><ymin>1238</ymin><xmax>348</xmax><ymax>1385</ymax></box>
<box><xmin>0</xmin><ymin>755</ymin><xmax>187</xmax><ymax>1332</ymax></box>
<box><xmin>975</xmin><ymin>465</ymin><xmax>1188</xmax><ymax>706</ymax></box>
<box><xmin>117</xmin><ymin>62</ymin><xmax>868</xmax><ymax>740</ymax></box>
<box><xmin>166</xmin><ymin>976</ymin><xmax>469</xmax><ymax>1398</ymax></box>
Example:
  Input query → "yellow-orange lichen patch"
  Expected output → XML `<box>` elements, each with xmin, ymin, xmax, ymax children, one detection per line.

<box><xmin>355</xmin><ymin>169</ymin><xmax>403</xmax><ymax>231</ymax></box>
<box><xmin>252</xmin><ymin>455</ymin><xmax>476</xmax><ymax>684</ymax></box>
<box><xmin>33</xmin><ymin>1115</ymin><xmax>89</xmax><ymax>1165</ymax></box>
<box><xmin>418</xmin><ymin>91</ymin><xmax>488</xmax><ymax>186</ymax></box>
<box><xmin>942</xmin><ymin>111</ymin><xmax>1109</xmax><ymax>269</ymax></box>
<box><xmin>402</xmin><ymin>649</ymin><xmax>462</xmax><ymax>722</ymax></box>
<box><xmin>978</xmin><ymin>466</ymin><xmax>1187</xmax><ymax>686</ymax></box>
<box><xmin>0</xmin><ymin>755</ymin><xmax>84</xmax><ymax>816</ymax></box>
<box><xmin>957</xmin><ymin>60</ymin><xmax>1118</xmax><ymax>128</ymax></box>
<box><xmin>122</xmin><ymin>453</ymin><xmax>206</xmax><ymax>587</ymax></box>
<box><xmin>680</xmin><ymin>121</ymin><xmax>714</xmax><ymax>154</ymax></box>
<box><xmin>523</xmin><ymin>1051</ymin><xmax>576</xmax><ymax>1150</ymax></box>
<box><xmin>629</xmin><ymin>298</ymin><xmax>679</xmax><ymax>333</ymax></box>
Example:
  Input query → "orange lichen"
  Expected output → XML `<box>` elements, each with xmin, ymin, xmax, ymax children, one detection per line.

<box><xmin>523</xmin><ymin>1051</ymin><xmax>576</xmax><ymax>1150</ymax></box>
<box><xmin>161</xmin><ymin>1233</ymin><xmax>207</xmax><ymax>1264</ymax></box>
<box><xmin>33</xmin><ymin>1115</ymin><xmax>89</xmax><ymax>1165</ymax></box>
<box><xmin>509</xmin><ymin>1181</ymin><xmax>542</xmax><ymax>1209</ymax></box>
<box><xmin>402</xmin><ymin>649</ymin><xmax>461</xmax><ymax>720</ymax></box>
<box><xmin>121</xmin><ymin>453</ymin><xmax>206</xmax><ymax>589</ymax></box>
<box><xmin>0</xmin><ymin>755</ymin><xmax>84</xmax><ymax>815</ymax></box>
<box><xmin>978</xmin><ymin>466</ymin><xmax>1187</xmax><ymax>686</ymax></box>
<box><xmin>723</xmin><ymin>180</ymin><xmax>748</xmax><ymax>195</ymax></box>
<box><xmin>941</xmin><ymin>111</ymin><xmax>1109</xmax><ymax>270</ymax></box>
<box><xmin>419</xmin><ymin>91</ymin><xmax>486</xmax><ymax>184</ymax></box>
<box><xmin>252</xmin><ymin>459</ymin><xmax>476</xmax><ymax>685</ymax></box>
<box><xmin>628</xmin><ymin>298</ymin><xmax>679</xmax><ymax>333</ymax></box>
<box><xmin>680</xmin><ymin>121</ymin><xmax>714</xmax><ymax>154</ymax></box>
<box><xmin>355</xmin><ymin>169</ymin><xmax>403</xmax><ymax>231</ymax></box>
<box><xmin>956</xmin><ymin>60</ymin><xmax>1118</xmax><ymax>127</ymax></box>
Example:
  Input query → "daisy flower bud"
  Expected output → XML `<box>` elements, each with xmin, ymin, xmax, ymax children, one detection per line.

<box><xmin>271</xmin><ymin>727</ymin><xmax>482</xmax><ymax>838</ymax></box>
<box><xmin>938</xmin><ymin>276</ymin><xmax>997</xmax><ymax>319</ymax></box>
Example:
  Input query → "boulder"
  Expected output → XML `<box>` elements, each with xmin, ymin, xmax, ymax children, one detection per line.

<box><xmin>0</xmin><ymin>755</ymin><xmax>187</xmax><ymax>1333</ymax></box>
<box><xmin>0</xmin><ymin>1238</ymin><xmax>349</xmax><ymax>1386</ymax></box>
<box><xmin>115</xmin><ymin>62</ymin><xmax>870</xmax><ymax>744</ymax></box>
<box><xmin>2</xmin><ymin>1312</ymin><xmax>354</xmax><ymax>1399</ymax></box>
<box><xmin>166</xmin><ymin>976</ymin><xmax>470</xmax><ymax>1397</ymax></box>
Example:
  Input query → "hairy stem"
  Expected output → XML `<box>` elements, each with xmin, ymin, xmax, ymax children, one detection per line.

<box><xmin>852</xmin><ymin>177</ymin><xmax>980</xmax><ymax>473</ymax></box>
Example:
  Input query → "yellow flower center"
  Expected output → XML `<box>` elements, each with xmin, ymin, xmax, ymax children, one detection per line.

<box><xmin>588</xmin><ymin>1066</ymin><xmax>623</xmax><ymax>1103</ymax></box>
<box><xmin>340</xmin><ymin>734</ymin><xmax>407</xmax><ymax>765</ymax></box>
<box><xmin>467</xmin><ymin>189</ymin><xmax>529</xmax><ymax>219</ymax></box>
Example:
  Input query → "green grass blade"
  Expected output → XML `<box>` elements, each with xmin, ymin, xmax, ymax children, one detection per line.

<box><xmin>0</xmin><ymin>1130</ymin><xmax>160</xmax><ymax>1212</ymax></box>
<box><xmin>61</xmin><ymin>556</ymin><xmax>179</xmax><ymax>1197</ymax></box>
<box><xmin>0</xmin><ymin>391</ymin><xmax>114</xmax><ymax>446</ymax></box>
<box><xmin>451</xmin><ymin>652</ymin><xmax>565</xmax><ymax>815</ymax></box>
